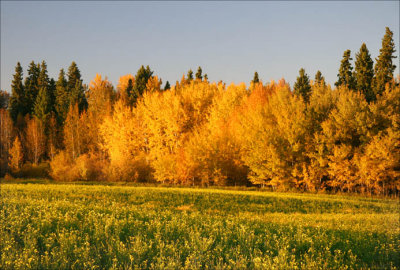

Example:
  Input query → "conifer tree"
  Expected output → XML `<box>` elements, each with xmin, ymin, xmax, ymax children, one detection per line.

<box><xmin>67</xmin><ymin>61</ymin><xmax>87</xmax><ymax>112</ymax></box>
<box><xmin>55</xmin><ymin>69</ymin><xmax>69</xmax><ymax>124</ymax></box>
<box><xmin>164</xmin><ymin>81</ymin><xmax>171</xmax><ymax>91</ymax></box>
<box><xmin>67</xmin><ymin>61</ymin><xmax>82</xmax><ymax>91</ymax></box>
<box><xmin>187</xmin><ymin>69</ymin><xmax>194</xmax><ymax>82</ymax></box>
<box><xmin>37</xmin><ymin>61</ymin><xmax>49</xmax><ymax>91</ymax></box>
<box><xmin>294</xmin><ymin>68</ymin><xmax>312</xmax><ymax>102</ymax></box>
<box><xmin>252</xmin><ymin>72</ymin><xmax>260</xmax><ymax>84</ymax></box>
<box><xmin>132</xmin><ymin>65</ymin><xmax>153</xmax><ymax>104</ymax></box>
<box><xmin>35</xmin><ymin>61</ymin><xmax>53</xmax><ymax>117</ymax></box>
<box><xmin>373</xmin><ymin>27</ymin><xmax>397</xmax><ymax>96</ymax></box>
<box><xmin>335</xmin><ymin>50</ymin><xmax>356</xmax><ymax>90</ymax></box>
<box><xmin>9</xmin><ymin>62</ymin><xmax>25</xmax><ymax>121</ymax></box>
<box><xmin>48</xmin><ymin>78</ymin><xmax>56</xmax><ymax>114</ymax></box>
<box><xmin>314</xmin><ymin>70</ymin><xmax>325</xmax><ymax>85</ymax></box>
<box><xmin>34</xmin><ymin>86</ymin><xmax>51</xmax><ymax>125</ymax></box>
<box><xmin>204</xmin><ymin>74</ymin><xmax>208</xmax><ymax>81</ymax></box>
<box><xmin>196</xmin><ymin>67</ymin><xmax>203</xmax><ymax>80</ymax></box>
<box><xmin>354</xmin><ymin>43</ymin><xmax>374</xmax><ymax>102</ymax></box>
<box><xmin>69</xmin><ymin>80</ymin><xmax>88</xmax><ymax>113</ymax></box>
<box><xmin>24</xmin><ymin>61</ymin><xmax>40</xmax><ymax>114</ymax></box>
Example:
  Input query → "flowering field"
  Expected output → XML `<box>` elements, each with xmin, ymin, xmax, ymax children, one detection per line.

<box><xmin>1</xmin><ymin>183</ymin><xmax>399</xmax><ymax>269</ymax></box>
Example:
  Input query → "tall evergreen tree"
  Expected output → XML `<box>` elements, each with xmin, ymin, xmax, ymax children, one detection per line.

<box><xmin>164</xmin><ymin>81</ymin><xmax>171</xmax><ymax>91</ymax></box>
<box><xmin>37</xmin><ymin>61</ymin><xmax>54</xmax><ymax>113</ymax></box>
<box><xmin>204</xmin><ymin>74</ymin><xmax>208</xmax><ymax>81</ymax></box>
<box><xmin>67</xmin><ymin>61</ymin><xmax>82</xmax><ymax>91</ymax></box>
<box><xmin>9</xmin><ymin>62</ymin><xmax>25</xmax><ymax>121</ymax></box>
<box><xmin>37</xmin><ymin>61</ymin><xmax>49</xmax><ymax>90</ymax></box>
<box><xmin>373</xmin><ymin>27</ymin><xmax>397</xmax><ymax>96</ymax></box>
<box><xmin>67</xmin><ymin>62</ymin><xmax>87</xmax><ymax>112</ymax></box>
<box><xmin>252</xmin><ymin>72</ymin><xmax>260</xmax><ymax>84</ymax></box>
<box><xmin>335</xmin><ymin>50</ymin><xmax>355</xmax><ymax>90</ymax></box>
<box><xmin>354</xmin><ymin>43</ymin><xmax>374</xmax><ymax>102</ymax></box>
<box><xmin>132</xmin><ymin>65</ymin><xmax>153</xmax><ymax>104</ymax></box>
<box><xmin>70</xmin><ymin>80</ymin><xmax>88</xmax><ymax>113</ymax></box>
<box><xmin>293</xmin><ymin>68</ymin><xmax>312</xmax><ymax>102</ymax></box>
<box><xmin>24</xmin><ymin>61</ymin><xmax>40</xmax><ymax>114</ymax></box>
<box><xmin>195</xmin><ymin>67</ymin><xmax>203</xmax><ymax>80</ymax></box>
<box><xmin>48</xmin><ymin>78</ymin><xmax>56</xmax><ymax>113</ymax></box>
<box><xmin>314</xmin><ymin>70</ymin><xmax>325</xmax><ymax>85</ymax></box>
<box><xmin>55</xmin><ymin>69</ymin><xmax>69</xmax><ymax>124</ymax></box>
<box><xmin>187</xmin><ymin>69</ymin><xmax>194</xmax><ymax>82</ymax></box>
<box><xmin>34</xmin><ymin>86</ymin><xmax>51</xmax><ymax>125</ymax></box>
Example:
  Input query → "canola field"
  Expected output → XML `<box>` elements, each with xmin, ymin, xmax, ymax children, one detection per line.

<box><xmin>1</xmin><ymin>183</ymin><xmax>399</xmax><ymax>269</ymax></box>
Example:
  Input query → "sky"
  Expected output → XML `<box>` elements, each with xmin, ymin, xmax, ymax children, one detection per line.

<box><xmin>1</xmin><ymin>1</ymin><xmax>399</xmax><ymax>92</ymax></box>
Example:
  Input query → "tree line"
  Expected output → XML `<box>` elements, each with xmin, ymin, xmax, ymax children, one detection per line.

<box><xmin>0</xmin><ymin>27</ymin><xmax>398</xmax><ymax>195</ymax></box>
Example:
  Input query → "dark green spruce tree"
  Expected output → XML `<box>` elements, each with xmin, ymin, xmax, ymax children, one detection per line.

<box><xmin>24</xmin><ymin>61</ymin><xmax>40</xmax><ymax>115</ymax></box>
<box><xmin>314</xmin><ymin>70</ymin><xmax>325</xmax><ymax>86</ymax></box>
<box><xmin>132</xmin><ymin>65</ymin><xmax>154</xmax><ymax>104</ymax></box>
<box><xmin>55</xmin><ymin>69</ymin><xmax>69</xmax><ymax>124</ymax></box>
<box><xmin>373</xmin><ymin>27</ymin><xmax>397</xmax><ymax>96</ymax></box>
<box><xmin>125</xmin><ymin>77</ymin><xmax>134</xmax><ymax>105</ymax></box>
<box><xmin>187</xmin><ymin>69</ymin><xmax>194</xmax><ymax>82</ymax></box>
<box><xmin>354</xmin><ymin>43</ymin><xmax>374</xmax><ymax>102</ymax></box>
<box><xmin>252</xmin><ymin>72</ymin><xmax>260</xmax><ymax>84</ymax></box>
<box><xmin>48</xmin><ymin>78</ymin><xmax>56</xmax><ymax>113</ymax></box>
<box><xmin>37</xmin><ymin>61</ymin><xmax>55</xmax><ymax>113</ymax></box>
<box><xmin>335</xmin><ymin>50</ymin><xmax>356</xmax><ymax>90</ymax></box>
<box><xmin>293</xmin><ymin>68</ymin><xmax>312</xmax><ymax>102</ymax></box>
<box><xmin>34</xmin><ymin>85</ymin><xmax>51</xmax><ymax>126</ymax></box>
<box><xmin>9</xmin><ymin>62</ymin><xmax>26</xmax><ymax>121</ymax></box>
<box><xmin>195</xmin><ymin>67</ymin><xmax>203</xmax><ymax>80</ymax></box>
<box><xmin>67</xmin><ymin>61</ymin><xmax>87</xmax><ymax>112</ymax></box>
<box><xmin>164</xmin><ymin>81</ymin><xmax>171</xmax><ymax>91</ymax></box>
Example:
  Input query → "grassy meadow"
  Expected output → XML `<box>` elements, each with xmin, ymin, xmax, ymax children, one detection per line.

<box><xmin>1</xmin><ymin>183</ymin><xmax>399</xmax><ymax>269</ymax></box>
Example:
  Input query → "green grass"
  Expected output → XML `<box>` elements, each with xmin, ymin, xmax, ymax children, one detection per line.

<box><xmin>1</xmin><ymin>183</ymin><xmax>399</xmax><ymax>269</ymax></box>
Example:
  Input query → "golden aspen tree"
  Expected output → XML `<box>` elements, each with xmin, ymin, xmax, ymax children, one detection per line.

<box><xmin>146</xmin><ymin>76</ymin><xmax>162</xmax><ymax>92</ymax></box>
<box><xmin>64</xmin><ymin>103</ymin><xmax>88</xmax><ymax>160</ymax></box>
<box><xmin>117</xmin><ymin>74</ymin><xmax>135</xmax><ymax>103</ymax></box>
<box><xmin>183</xmin><ymin>83</ymin><xmax>249</xmax><ymax>186</ymax></box>
<box><xmin>100</xmin><ymin>99</ymin><xmax>152</xmax><ymax>182</ymax></box>
<box><xmin>47</xmin><ymin>114</ymin><xmax>58</xmax><ymax>161</ymax></box>
<box><xmin>236</xmin><ymin>81</ymin><xmax>309</xmax><ymax>190</ymax></box>
<box><xmin>358</xmin><ymin>129</ymin><xmax>400</xmax><ymax>195</ymax></box>
<box><xmin>24</xmin><ymin>116</ymin><xmax>46</xmax><ymax>165</ymax></box>
<box><xmin>302</xmin><ymin>83</ymin><xmax>337</xmax><ymax>191</ymax></box>
<box><xmin>86</xmin><ymin>74</ymin><xmax>114</xmax><ymax>154</ymax></box>
<box><xmin>139</xmin><ymin>80</ymin><xmax>218</xmax><ymax>184</ymax></box>
<box><xmin>321</xmin><ymin>87</ymin><xmax>373</xmax><ymax>191</ymax></box>
<box><xmin>0</xmin><ymin>109</ymin><xmax>13</xmax><ymax>175</ymax></box>
<box><xmin>8</xmin><ymin>136</ymin><xmax>23</xmax><ymax>172</ymax></box>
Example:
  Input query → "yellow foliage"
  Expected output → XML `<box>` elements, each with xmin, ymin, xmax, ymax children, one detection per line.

<box><xmin>8</xmin><ymin>136</ymin><xmax>23</xmax><ymax>172</ymax></box>
<box><xmin>50</xmin><ymin>151</ymin><xmax>77</xmax><ymax>181</ymax></box>
<box><xmin>50</xmin><ymin>151</ymin><xmax>104</xmax><ymax>181</ymax></box>
<box><xmin>138</xmin><ymin>80</ymin><xmax>218</xmax><ymax>184</ymax></box>
<box><xmin>357</xmin><ymin>129</ymin><xmax>400</xmax><ymax>194</ymax></box>
<box><xmin>100</xmin><ymin>99</ymin><xmax>152</xmax><ymax>182</ymax></box>
<box><xmin>146</xmin><ymin>76</ymin><xmax>162</xmax><ymax>92</ymax></box>
<box><xmin>117</xmin><ymin>74</ymin><xmax>135</xmax><ymax>104</ymax></box>
<box><xmin>24</xmin><ymin>116</ymin><xmax>46</xmax><ymax>165</ymax></box>
<box><xmin>64</xmin><ymin>103</ymin><xmax>89</xmax><ymax>160</ymax></box>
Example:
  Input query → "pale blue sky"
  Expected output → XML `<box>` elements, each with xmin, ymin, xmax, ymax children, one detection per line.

<box><xmin>1</xmin><ymin>1</ymin><xmax>399</xmax><ymax>92</ymax></box>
